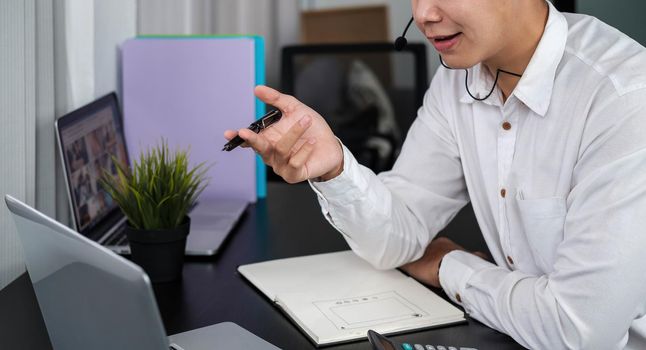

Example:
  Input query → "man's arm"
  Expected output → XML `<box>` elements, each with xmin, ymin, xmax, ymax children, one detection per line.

<box><xmin>311</xmin><ymin>68</ymin><xmax>470</xmax><ymax>269</ymax></box>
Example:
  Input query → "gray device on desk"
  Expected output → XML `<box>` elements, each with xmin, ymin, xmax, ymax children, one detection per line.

<box><xmin>368</xmin><ymin>329</ymin><xmax>478</xmax><ymax>350</ymax></box>
<box><xmin>55</xmin><ymin>93</ymin><xmax>247</xmax><ymax>256</ymax></box>
<box><xmin>5</xmin><ymin>195</ymin><xmax>279</xmax><ymax>350</ymax></box>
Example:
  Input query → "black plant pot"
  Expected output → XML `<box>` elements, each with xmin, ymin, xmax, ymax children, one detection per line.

<box><xmin>125</xmin><ymin>217</ymin><xmax>190</xmax><ymax>283</ymax></box>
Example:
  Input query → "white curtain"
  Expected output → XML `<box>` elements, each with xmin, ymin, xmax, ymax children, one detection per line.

<box><xmin>137</xmin><ymin>0</ymin><xmax>300</xmax><ymax>86</ymax></box>
<box><xmin>1</xmin><ymin>0</ymin><xmax>38</xmax><ymax>291</ymax></box>
<box><xmin>0</xmin><ymin>0</ymin><xmax>136</xmax><ymax>290</ymax></box>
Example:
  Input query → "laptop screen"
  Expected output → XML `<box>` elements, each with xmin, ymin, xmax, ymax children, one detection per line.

<box><xmin>57</xmin><ymin>93</ymin><xmax>129</xmax><ymax>233</ymax></box>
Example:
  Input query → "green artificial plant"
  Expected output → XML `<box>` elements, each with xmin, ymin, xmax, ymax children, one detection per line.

<box><xmin>100</xmin><ymin>139</ymin><xmax>209</xmax><ymax>230</ymax></box>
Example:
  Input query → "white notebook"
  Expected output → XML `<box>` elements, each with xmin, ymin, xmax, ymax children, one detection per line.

<box><xmin>238</xmin><ymin>251</ymin><xmax>466</xmax><ymax>346</ymax></box>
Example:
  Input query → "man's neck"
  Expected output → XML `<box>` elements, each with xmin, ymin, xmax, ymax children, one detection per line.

<box><xmin>484</xmin><ymin>1</ymin><xmax>549</xmax><ymax>102</ymax></box>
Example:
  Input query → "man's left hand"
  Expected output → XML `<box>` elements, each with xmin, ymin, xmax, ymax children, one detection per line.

<box><xmin>401</xmin><ymin>237</ymin><xmax>487</xmax><ymax>288</ymax></box>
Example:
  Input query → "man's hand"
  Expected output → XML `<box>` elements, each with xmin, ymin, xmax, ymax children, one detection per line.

<box><xmin>401</xmin><ymin>237</ymin><xmax>488</xmax><ymax>288</ymax></box>
<box><xmin>224</xmin><ymin>85</ymin><xmax>344</xmax><ymax>183</ymax></box>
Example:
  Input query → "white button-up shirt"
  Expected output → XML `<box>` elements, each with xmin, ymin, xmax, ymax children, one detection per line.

<box><xmin>310</xmin><ymin>2</ymin><xmax>646</xmax><ymax>349</ymax></box>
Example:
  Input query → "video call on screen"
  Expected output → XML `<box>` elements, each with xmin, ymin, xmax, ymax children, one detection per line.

<box><xmin>61</xmin><ymin>106</ymin><xmax>128</xmax><ymax>230</ymax></box>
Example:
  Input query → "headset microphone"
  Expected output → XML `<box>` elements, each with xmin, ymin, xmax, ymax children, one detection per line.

<box><xmin>394</xmin><ymin>15</ymin><xmax>522</xmax><ymax>101</ymax></box>
<box><xmin>394</xmin><ymin>17</ymin><xmax>414</xmax><ymax>51</ymax></box>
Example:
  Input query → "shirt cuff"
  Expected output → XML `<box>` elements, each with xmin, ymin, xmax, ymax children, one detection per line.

<box><xmin>308</xmin><ymin>144</ymin><xmax>369</xmax><ymax>206</ymax></box>
<box><xmin>439</xmin><ymin>250</ymin><xmax>493</xmax><ymax>312</ymax></box>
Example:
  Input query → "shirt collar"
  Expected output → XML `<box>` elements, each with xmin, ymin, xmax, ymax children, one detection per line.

<box><xmin>458</xmin><ymin>1</ymin><xmax>568</xmax><ymax>117</ymax></box>
<box><xmin>458</xmin><ymin>63</ymin><xmax>501</xmax><ymax>107</ymax></box>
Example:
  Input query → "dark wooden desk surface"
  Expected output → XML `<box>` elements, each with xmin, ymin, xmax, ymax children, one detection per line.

<box><xmin>153</xmin><ymin>183</ymin><xmax>523</xmax><ymax>350</ymax></box>
<box><xmin>0</xmin><ymin>182</ymin><xmax>523</xmax><ymax>350</ymax></box>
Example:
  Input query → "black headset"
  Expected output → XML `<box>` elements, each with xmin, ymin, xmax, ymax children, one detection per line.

<box><xmin>394</xmin><ymin>17</ymin><xmax>415</xmax><ymax>51</ymax></box>
<box><xmin>395</xmin><ymin>16</ymin><xmax>522</xmax><ymax>101</ymax></box>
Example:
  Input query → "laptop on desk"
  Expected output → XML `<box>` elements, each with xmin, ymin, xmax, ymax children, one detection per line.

<box><xmin>5</xmin><ymin>195</ymin><xmax>279</xmax><ymax>350</ymax></box>
<box><xmin>55</xmin><ymin>92</ymin><xmax>247</xmax><ymax>256</ymax></box>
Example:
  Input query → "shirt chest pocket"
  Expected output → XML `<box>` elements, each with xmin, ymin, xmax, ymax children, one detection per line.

<box><xmin>517</xmin><ymin>197</ymin><xmax>567</xmax><ymax>274</ymax></box>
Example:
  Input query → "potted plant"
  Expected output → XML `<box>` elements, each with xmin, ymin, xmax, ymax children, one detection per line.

<box><xmin>100</xmin><ymin>140</ymin><xmax>208</xmax><ymax>283</ymax></box>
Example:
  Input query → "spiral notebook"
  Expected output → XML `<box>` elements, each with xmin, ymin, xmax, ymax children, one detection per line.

<box><xmin>238</xmin><ymin>251</ymin><xmax>466</xmax><ymax>347</ymax></box>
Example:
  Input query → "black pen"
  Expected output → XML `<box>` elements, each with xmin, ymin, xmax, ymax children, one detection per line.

<box><xmin>222</xmin><ymin>109</ymin><xmax>283</xmax><ymax>151</ymax></box>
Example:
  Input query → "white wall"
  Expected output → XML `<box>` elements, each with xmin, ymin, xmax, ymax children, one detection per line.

<box><xmin>94</xmin><ymin>0</ymin><xmax>138</xmax><ymax>98</ymax></box>
<box><xmin>137</xmin><ymin>0</ymin><xmax>208</xmax><ymax>35</ymax></box>
<box><xmin>55</xmin><ymin>0</ymin><xmax>137</xmax><ymax>109</ymax></box>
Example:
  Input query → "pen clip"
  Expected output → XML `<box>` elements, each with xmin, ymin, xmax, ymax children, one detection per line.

<box><xmin>256</xmin><ymin>110</ymin><xmax>281</xmax><ymax>131</ymax></box>
<box><xmin>260</xmin><ymin>116</ymin><xmax>271</xmax><ymax>129</ymax></box>
<box><xmin>248</xmin><ymin>121</ymin><xmax>263</xmax><ymax>133</ymax></box>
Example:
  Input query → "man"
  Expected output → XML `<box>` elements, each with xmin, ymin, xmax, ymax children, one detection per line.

<box><xmin>225</xmin><ymin>0</ymin><xmax>646</xmax><ymax>348</ymax></box>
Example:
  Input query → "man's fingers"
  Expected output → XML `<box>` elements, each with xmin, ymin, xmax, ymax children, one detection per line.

<box><xmin>223</xmin><ymin>130</ymin><xmax>249</xmax><ymax>148</ymax></box>
<box><xmin>224</xmin><ymin>130</ymin><xmax>238</xmax><ymax>140</ymax></box>
<box><xmin>254</xmin><ymin>85</ymin><xmax>300</xmax><ymax>113</ymax></box>
<box><xmin>275</xmin><ymin>115</ymin><xmax>312</xmax><ymax>157</ymax></box>
<box><xmin>238</xmin><ymin>129</ymin><xmax>271</xmax><ymax>155</ymax></box>
<box><xmin>287</xmin><ymin>138</ymin><xmax>316</xmax><ymax>171</ymax></box>
<box><xmin>281</xmin><ymin>139</ymin><xmax>316</xmax><ymax>184</ymax></box>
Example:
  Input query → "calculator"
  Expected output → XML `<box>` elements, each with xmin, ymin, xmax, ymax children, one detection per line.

<box><xmin>367</xmin><ymin>330</ymin><xmax>478</xmax><ymax>350</ymax></box>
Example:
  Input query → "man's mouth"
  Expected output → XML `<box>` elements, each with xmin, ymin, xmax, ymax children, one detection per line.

<box><xmin>432</xmin><ymin>32</ymin><xmax>462</xmax><ymax>42</ymax></box>
<box><xmin>430</xmin><ymin>32</ymin><xmax>462</xmax><ymax>52</ymax></box>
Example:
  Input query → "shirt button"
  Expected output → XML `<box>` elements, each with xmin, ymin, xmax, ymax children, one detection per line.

<box><xmin>502</xmin><ymin>121</ymin><xmax>512</xmax><ymax>130</ymax></box>
<box><xmin>507</xmin><ymin>256</ymin><xmax>514</xmax><ymax>265</ymax></box>
<box><xmin>455</xmin><ymin>293</ymin><xmax>462</xmax><ymax>303</ymax></box>
<box><xmin>500</xmin><ymin>188</ymin><xmax>506</xmax><ymax>198</ymax></box>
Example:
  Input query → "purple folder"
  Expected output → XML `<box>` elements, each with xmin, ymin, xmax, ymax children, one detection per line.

<box><xmin>122</xmin><ymin>38</ymin><xmax>256</xmax><ymax>202</ymax></box>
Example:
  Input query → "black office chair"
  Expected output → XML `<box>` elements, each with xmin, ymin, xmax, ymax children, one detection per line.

<box><xmin>277</xmin><ymin>42</ymin><xmax>429</xmax><ymax>180</ymax></box>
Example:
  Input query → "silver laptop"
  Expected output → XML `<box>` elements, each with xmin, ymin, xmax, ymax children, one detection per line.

<box><xmin>55</xmin><ymin>92</ymin><xmax>247</xmax><ymax>256</ymax></box>
<box><xmin>5</xmin><ymin>195</ymin><xmax>279</xmax><ymax>350</ymax></box>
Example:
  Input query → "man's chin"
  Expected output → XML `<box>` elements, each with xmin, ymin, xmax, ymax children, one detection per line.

<box><xmin>439</xmin><ymin>54</ymin><xmax>478</xmax><ymax>70</ymax></box>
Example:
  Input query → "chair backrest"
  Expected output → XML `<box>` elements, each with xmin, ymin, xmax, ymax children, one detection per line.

<box><xmin>280</xmin><ymin>43</ymin><xmax>428</xmax><ymax>175</ymax></box>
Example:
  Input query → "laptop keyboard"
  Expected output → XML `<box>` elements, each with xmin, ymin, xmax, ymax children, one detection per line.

<box><xmin>104</xmin><ymin>226</ymin><xmax>127</xmax><ymax>246</ymax></box>
<box><xmin>115</xmin><ymin>233</ymin><xmax>127</xmax><ymax>246</ymax></box>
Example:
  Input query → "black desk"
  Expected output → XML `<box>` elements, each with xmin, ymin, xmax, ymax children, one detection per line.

<box><xmin>153</xmin><ymin>183</ymin><xmax>523</xmax><ymax>350</ymax></box>
<box><xmin>0</xmin><ymin>183</ymin><xmax>523</xmax><ymax>349</ymax></box>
